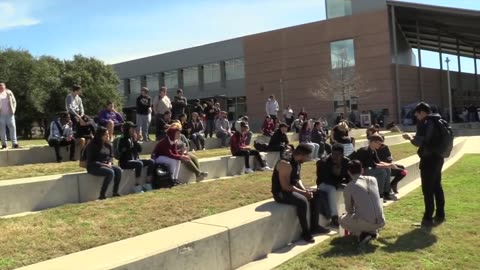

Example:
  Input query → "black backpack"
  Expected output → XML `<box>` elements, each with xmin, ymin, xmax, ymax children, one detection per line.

<box><xmin>435</xmin><ymin>119</ymin><xmax>454</xmax><ymax>158</ymax></box>
<box><xmin>152</xmin><ymin>164</ymin><xmax>174</xmax><ymax>189</ymax></box>
<box><xmin>254</xmin><ymin>140</ymin><xmax>269</xmax><ymax>152</ymax></box>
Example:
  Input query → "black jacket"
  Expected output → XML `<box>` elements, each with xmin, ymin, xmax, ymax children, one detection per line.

<box><xmin>411</xmin><ymin>114</ymin><xmax>443</xmax><ymax>158</ymax></box>
<box><xmin>377</xmin><ymin>144</ymin><xmax>393</xmax><ymax>163</ymax></box>
<box><xmin>136</xmin><ymin>95</ymin><xmax>152</xmax><ymax>115</ymax></box>
<box><xmin>118</xmin><ymin>136</ymin><xmax>142</xmax><ymax>168</ymax></box>
<box><xmin>316</xmin><ymin>155</ymin><xmax>350</xmax><ymax>187</ymax></box>
<box><xmin>268</xmin><ymin>129</ymin><xmax>289</xmax><ymax>148</ymax></box>
<box><xmin>172</xmin><ymin>95</ymin><xmax>187</xmax><ymax>116</ymax></box>
<box><xmin>86</xmin><ymin>141</ymin><xmax>113</xmax><ymax>168</ymax></box>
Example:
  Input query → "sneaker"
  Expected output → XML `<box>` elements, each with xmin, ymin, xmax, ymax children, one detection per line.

<box><xmin>1</xmin><ymin>145</ymin><xmax>6</xmax><ymax>149</ymax></box>
<box><xmin>245</xmin><ymin>168</ymin><xmax>254</xmax><ymax>174</ymax></box>
<box><xmin>143</xmin><ymin>183</ymin><xmax>153</xmax><ymax>191</ymax></box>
<box><xmin>70</xmin><ymin>158</ymin><xmax>77</xmax><ymax>162</ymax></box>
<box><xmin>421</xmin><ymin>219</ymin><xmax>434</xmax><ymax>228</ymax></box>
<box><xmin>56</xmin><ymin>157</ymin><xmax>63</xmax><ymax>163</ymax></box>
<box><xmin>134</xmin><ymin>185</ymin><xmax>144</xmax><ymax>193</ymax></box>
<box><xmin>12</xmin><ymin>144</ymin><xmax>19</xmax><ymax>149</ymax></box>
<box><xmin>112</xmin><ymin>193</ymin><xmax>121</xmax><ymax>197</ymax></box>
<box><xmin>359</xmin><ymin>232</ymin><xmax>373</xmax><ymax>245</ymax></box>
<box><xmin>391</xmin><ymin>182</ymin><xmax>399</xmax><ymax>194</ymax></box>
<box><xmin>311</xmin><ymin>226</ymin><xmax>331</xmax><ymax>235</ymax></box>
<box><xmin>261</xmin><ymin>166</ymin><xmax>273</xmax><ymax>171</ymax></box>
<box><xmin>98</xmin><ymin>195</ymin><xmax>107</xmax><ymax>200</ymax></box>
<box><xmin>434</xmin><ymin>216</ymin><xmax>446</xmax><ymax>225</ymax></box>
<box><xmin>383</xmin><ymin>193</ymin><xmax>395</xmax><ymax>201</ymax></box>
<box><xmin>301</xmin><ymin>232</ymin><xmax>315</xmax><ymax>243</ymax></box>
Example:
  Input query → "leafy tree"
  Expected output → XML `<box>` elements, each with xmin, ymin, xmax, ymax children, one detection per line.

<box><xmin>0</xmin><ymin>49</ymin><xmax>122</xmax><ymax>138</ymax></box>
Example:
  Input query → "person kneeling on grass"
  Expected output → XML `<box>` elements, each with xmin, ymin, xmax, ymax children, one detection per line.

<box><xmin>340</xmin><ymin>160</ymin><xmax>385</xmax><ymax>246</ymax></box>
<box><xmin>152</xmin><ymin>127</ymin><xmax>207</xmax><ymax>184</ymax></box>
<box><xmin>231</xmin><ymin>121</ymin><xmax>272</xmax><ymax>174</ymax></box>
<box><xmin>86</xmin><ymin>126</ymin><xmax>122</xmax><ymax>200</ymax></box>
<box><xmin>272</xmin><ymin>144</ymin><xmax>330</xmax><ymax>243</ymax></box>
<box><xmin>118</xmin><ymin>121</ymin><xmax>155</xmax><ymax>193</ymax></box>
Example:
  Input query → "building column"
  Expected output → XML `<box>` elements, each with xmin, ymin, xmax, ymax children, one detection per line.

<box><xmin>159</xmin><ymin>72</ymin><xmax>165</xmax><ymax>89</ymax></box>
<box><xmin>416</xmin><ymin>20</ymin><xmax>424</xmax><ymax>101</ymax></box>
<box><xmin>474</xmin><ymin>48</ymin><xmax>479</xmax><ymax>91</ymax></box>
<box><xmin>456</xmin><ymin>39</ymin><xmax>462</xmax><ymax>94</ymax></box>
<box><xmin>141</xmin><ymin>76</ymin><xmax>147</xmax><ymax>88</ymax></box>
<box><xmin>198</xmin><ymin>65</ymin><xmax>204</xmax><ymax>91</ymax></box>
<box><xmin>391</xmin><ymin>5</ymin><xmax>402</xmax><ymax>123</ymax></box>
<box><xmin>438</xmin><ymin>35</ymin><xmax>444</xmax><ymax>107</ymax></box>
<box><xmin>220</xmin><ymin>61</ymin><xmax>227</xmax><ymax>89</ymax></box>
<box><xmin>178</xmin><ymin>69</ymin><xmax>183</xmax><ymax>89</ymax></box>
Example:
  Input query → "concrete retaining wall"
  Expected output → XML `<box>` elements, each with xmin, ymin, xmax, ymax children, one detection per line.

<box><xmin>16</xmin><ymin>137</ymin><xmax>467</xmax><ymax>270</ymax></box>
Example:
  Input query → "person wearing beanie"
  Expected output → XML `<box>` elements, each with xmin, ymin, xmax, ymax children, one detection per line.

<box><xmin>118</xmin><ymin>121</ymin><xmax>155</xmax><ymax>193</ymax></box>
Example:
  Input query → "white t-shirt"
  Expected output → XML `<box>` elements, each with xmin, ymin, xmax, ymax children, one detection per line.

<box><xmin>0</xmin><ymin>91</ymin><xmax>10</xmax><ymax>115</ymax></box>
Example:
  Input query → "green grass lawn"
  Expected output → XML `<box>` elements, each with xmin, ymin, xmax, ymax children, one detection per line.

<box><xmin>0</xmin><ymin>143</ymin><xmax>420</xmax><ymax>269</ymax></box>
<box><xmin>0</xmin><ymin>142</ymin><xmax>416</xmax><ymax>182</ymax></box>
<box><xmin>277</xmin><ymin>154</ymin><xmax>480</xmax><ymax>270</ymax></box>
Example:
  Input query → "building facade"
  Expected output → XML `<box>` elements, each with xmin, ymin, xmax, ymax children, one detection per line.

<box><xmin>113</xmin><ymin>0</ymin><xmax>480</xmax><ymax>128</ymax></box>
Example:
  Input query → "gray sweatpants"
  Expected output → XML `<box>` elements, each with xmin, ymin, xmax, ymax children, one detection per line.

<box><xmin>136</xmin><ymin>114</ymin><xmax>151</xmax><ymax>141</ymax></box>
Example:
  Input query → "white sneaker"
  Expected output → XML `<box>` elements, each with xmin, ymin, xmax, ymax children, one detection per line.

<box><xmin>143</xmin><ymin>183</ymin><xmax>153</xmax><ymax>191</ymax></box>
<box><xmin>261</xmin><ymin>166</ymin><xmax>273</xmax><ymax>171</ymax></box>
<box><xmin>245</xmin><ymin>168</ymin><xmax>254</xmax><ymax>174</ymax></box>
<box><xmin>134</xmin><ymin>185</ymin><xmax>144</xmax><ymax>193</ymax></box>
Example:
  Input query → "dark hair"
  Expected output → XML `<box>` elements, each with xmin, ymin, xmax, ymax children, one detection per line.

<box><xmin>331</xmin><ymin>143</ymin><xmax>344</xmax><ymax>154</ymax></box>
<box><xmin>141</xmin><ymin>87</ymin><xmax>149</xmax><ymax>92</ymax></box>
<box><xmin>106</xmin><ymin>101</ymin><xmax>113</xmax><ymax>106</ymax></box>
<box><xmin>179</xmin><ymin>113</ymin><xmax>187</xmax><ymax>120</ymax></box>
<box><xmin>348</xmin><ymin>160</ymin><xmax>362</xmax><ymax>175</ymax></box>
<box><xmin>164</xmin><ymin>110</ymin><xmax>171</xmax><ymax>116</ymax></box>
<box><xmin>293</xmin><ymin>143</ymin><xmax>313</xmax><ymax>156</ymax></box>
<box><xmin>160</xmin><ymin>86</ymin><xmax>167</xmax><ymax>91</ymax></box>
<box><xmin>301</xmin><ymin>121</ymin><xmax>309</xmax><ymax>131</ymax></box>
<box><xmin>279</xmin><ymin>123</ymin><xmax>288</xmax><ymax>129</ymax></box>
<box><xmin>415</xmin><ymin>102</ymin><xmax>431</xmax><ymax>114</ymax></box>
<box><xmin>177</xmin><ymin>89</ymin><xmax>183</xmax><ymax>94</ymax></box>
<box><xmin>313</xmin><ymin>121</ymin><xmax>321</xmax><ymax>128</ymax></box>
<box><xmin>368</xmin><ymin>133</ymin><xmax>384</xmax><ymax>143</ymax></box>
<box><xmin>72</xmin><ymin>85</ymin><xmax>81</xmax><ymax>91</ymax></box>
<box><xmin>93</xmin><ymin>126</ymin><xmax>108</xmax><ymax>145</ymax></box>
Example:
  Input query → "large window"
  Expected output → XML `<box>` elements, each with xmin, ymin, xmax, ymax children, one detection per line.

<box><xmin>225</xmin><ymin>58</ymin><xmax>245</xmax><ymax>80</ymax></box>
<box><xmin>183</xmin><ymin>66</ymin><xmax>199</xmax><ymax>87</ymax></box>
<box><xmin>203</xmin><ymin>63</ymin><xmax>221</xmax><ymax>84</ymax></box>
<box><xmin>118</xmin><ymin>79</ymin><xmax>125</xmax><ymax>94</ymax></box>
<box><xmin>326</xmin><ymin>0</ymin><xmax>352</xmax><ymax>19</ymax></box>
<box><xmin>146</xmin><ymin>74</ymin><xmax>159</xmax><ymax>92</ymax></box>
<box><xmin>330</xmin><ymin>39</ymin><xmax>355</xmax><ymax>69</ymax></box>
<box><xmin>164</xmin><ymin>70</ymin><xmax>178</xmax><ymax>89</ymax></box>
<box><xmin>129</xmin><ymin>76</ymin><xmax>141</xmax><ymax>94</ymax></box>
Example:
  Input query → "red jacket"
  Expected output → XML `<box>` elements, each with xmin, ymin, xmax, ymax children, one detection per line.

<box><xmin>262</xmin><ymin>119</ymin><xmax>275</xmax><ymax>135</ymax></box>
<box><xmin>230</xmin><ymin>131</ymin><xmax>247</xmax><ymax>154</ymax></box>
<box><xmin>152</xmin><ymin>138</ymin><xmax>182</xmax><ymax>160</ymax></box>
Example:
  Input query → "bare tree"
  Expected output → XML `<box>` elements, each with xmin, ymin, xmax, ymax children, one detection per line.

<box><xmin>310</xmin><ymin>50</ymin><xmax>374</xmax><ymax>115</ymax></box>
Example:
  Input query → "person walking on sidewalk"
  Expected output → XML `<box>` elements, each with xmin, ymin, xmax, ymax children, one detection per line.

<box><xmin>403</xmin><ymin>102</ymin><xmax>453</xmax><ymax>228</ymax></box>
<box><xmin>0</xmin><ymin>82</ymin><xmax>19</xmax><ymax>149</ymax></box>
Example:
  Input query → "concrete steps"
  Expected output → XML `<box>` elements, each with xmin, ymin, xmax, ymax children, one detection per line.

<box><xmin>14</xmin><ymin>138</ymin><xmax>468</xmax><ymax>270</ymax></box>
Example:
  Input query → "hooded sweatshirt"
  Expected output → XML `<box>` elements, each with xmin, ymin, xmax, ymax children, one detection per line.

<box><xmin>411</xmin><ymin>114</ymin><xmax>443</xmax><ymax>158</ymax></box>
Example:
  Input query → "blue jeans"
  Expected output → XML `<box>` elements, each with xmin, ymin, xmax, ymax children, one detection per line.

<box><xmin>0</xmin><ymin>114</ymin><xmax>17</xmax><ymax>146</ymax></box>
<box><xmin>122</xmin><ymin>159</ymin><xmax>155</xmax><ymax>178</ymax></box>
<box><xmin>87</xmin><ymin>165</ymin><xmax>122</xmax><ymax>199</ymax></box>
<box><xmin>318</xmin><ymin>183</ymin><xmax>338</xmax><ymax>216</ymax></box>
<box><xmin>206</xmin><ymin>119</ymin><xmax>215</xmax><ymax>138</ymax></box>
<box><xmin>216</xmin><ymin>131</ymin><xmax>231</xmax><ymax>147</ymax></box>
<box><xmin>365</xmin><ymin>168</ymin><xmax>391</xmax><ymax>197</ymax></box>
<box><xmin>136</xmin><ymin>114</ymin><xmax>151</xmax><ymax>141</ymax></box>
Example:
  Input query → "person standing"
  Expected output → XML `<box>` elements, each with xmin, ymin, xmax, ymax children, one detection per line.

<box><xmin>65</xmin><ymin>85</ymin><xmax>85</xmax><ymax>131</ymax></box>
<box><xmin>265</xmin><ymin>95</ymin><xmax>279</xmax><ymax>120</ymax></box>
<box><xmin>283</xmin><ymin>105</ymin><xmax>295</xmax><ymax>130</ymax></box>
<box><xmin>403</xmin><ymin>102</ymin><xmax>450</xmax><ymax>227</ymax></box>
<box><xmin>153</xmin><ymin>87</ymin><xmax>172</xmax><ymax>140</ymax></box>
<box><xmin>172</xmin><ymin>89</ymin><xmax>187</xmax><ymax>120</ymax></box>
<box><xmin>204</xmin><ymin>99</ymin><xmax>217</xmax><ymax>138</ymax></box>
<box><xmin>0</xmin><ymin>82</ymin><xmax>18</xmax><ymax>149</ymax></box>
<box><xmin>340</xmin><ymin>160</ymin><xmax>385</xmax><ymax>245</ymax></box>
<box><xmin>136</xmin><ymin>87</ymin><xmax>152</xmax><ymax>142</ymax></box>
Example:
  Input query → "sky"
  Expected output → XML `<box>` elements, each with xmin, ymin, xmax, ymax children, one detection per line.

<box><xmin>2</xmin><ymin>0</ymin><xmax>480</xmax><ymax>70</ymax></box>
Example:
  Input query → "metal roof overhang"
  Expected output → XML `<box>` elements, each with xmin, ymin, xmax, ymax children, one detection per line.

<box><xmin>387</xmin><ymin>0</ymin><xmax>480</xmax><ymax>58</ymax></box>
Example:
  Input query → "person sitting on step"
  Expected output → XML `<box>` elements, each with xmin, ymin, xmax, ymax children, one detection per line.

<box><xmin>47</xmin><ymin>113</ymin><xmax>76</xmax><ymax>163</ymax></box>
<box><xmin>85</xmin><ymin>126</ymin><xmax>122</xmax><ymax>200</ymax></box>
<box><xmin>117</xmin><ymin>121</ymin><xmax>155</xmax><ymax>193</ymax></box>
<box><xmin>262</xmin><ymin>115</ymin><xmax>275</xmax><ymax>137</ymax></box>
<box><xmin>316</xmin><ymin>143</ymin><xmax>350</xmax><ymax>227</ymax></box>
<box><xmin>215</xmin><ymin>110</ymin><xmax>232</xmax><ymax>147</ymax></box>
<box><xmin>267</xmin><ymin>123</ymin><xmax>293</xmax><ymax>157</ymax></box>
<box><xmin>230</xmin><ymin>121</ymin><xmax>272</xmax><ymax>174</ymax></box>
<box><xmin>311</xmin><ymin>121</ymin><xmax>332</xmax><ymax>156</ymax></box>
<box><xmin>376</xmin><ymin>142</ymin><xmax>408</xmax><ymax>194</ymax></box>
<box><xmin>98</xmin><ymin>101</ymin><xmax>124</xmax><ymax>141</ymax></box>
<box><xmin>299</xmin><ymin>121</ymin><xmax>320</xmax><ymax>160</ymax></box>
<box><xmin>187</xmin><ymin>112</ymin><xmax>206</xmax><ymax>150</ymax></box>
<box><xmin>272</xmin><ymin>144</ymin><xmax>330</xmax><ymax>243</ymax></box>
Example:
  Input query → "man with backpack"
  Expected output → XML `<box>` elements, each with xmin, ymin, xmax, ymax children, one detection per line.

<box><xmin>403</xmin><ymin>102</ymin><xmax>453</xmax><ymax>228</ymax></box>
<box><xmin>47</xmin><ymin>113</ymin><xmax>76</xmax><ymax>163</ymax></box>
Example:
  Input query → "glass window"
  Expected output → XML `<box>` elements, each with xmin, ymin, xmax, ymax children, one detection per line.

<box><xmin>326</xmin><ymin>0</ymin><xmax>352</xmax><ymax>19</ymax></box>
<box><xmin>129</xmin><ymin>76</ymin><xmax>141</xmax><ymax>94</ymax></box>
<box><xmin>203</xmin><ymin>63</ymin><xmax>221</xmax><ymax>84</ymax></box>
<box><xmin>118</xmin><ymin>79</ymin><xmax>125</xmax><ymax>94</ymax></box>
<box><xmin>146</xmin><ymin>74</ymin><xmax>159</xmax><ymax>92</ymax></box>
<box><xmin>225</xmin><ymin>58</ymin><xmax>245</xmax><ymax>80</ymax></box>
<box><xmin>164</xmin><ymin>70</ymin><xmax>178</xmax><ymax>89</ymax></box>
<box><xmin>330</xmin><ymin>39</ymin><xmax>355</xmax><ymax>69</ymax></box>
<box><xmin>183</xmin><ymin>66</ymin><xmax>199</xmax><ymax>87</ymax></box>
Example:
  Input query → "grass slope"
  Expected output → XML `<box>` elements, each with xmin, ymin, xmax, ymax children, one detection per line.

<box><xmin>277</xmin><ymin>154</ymin><xmax>480</xmax><ymax>270</ymax></box>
